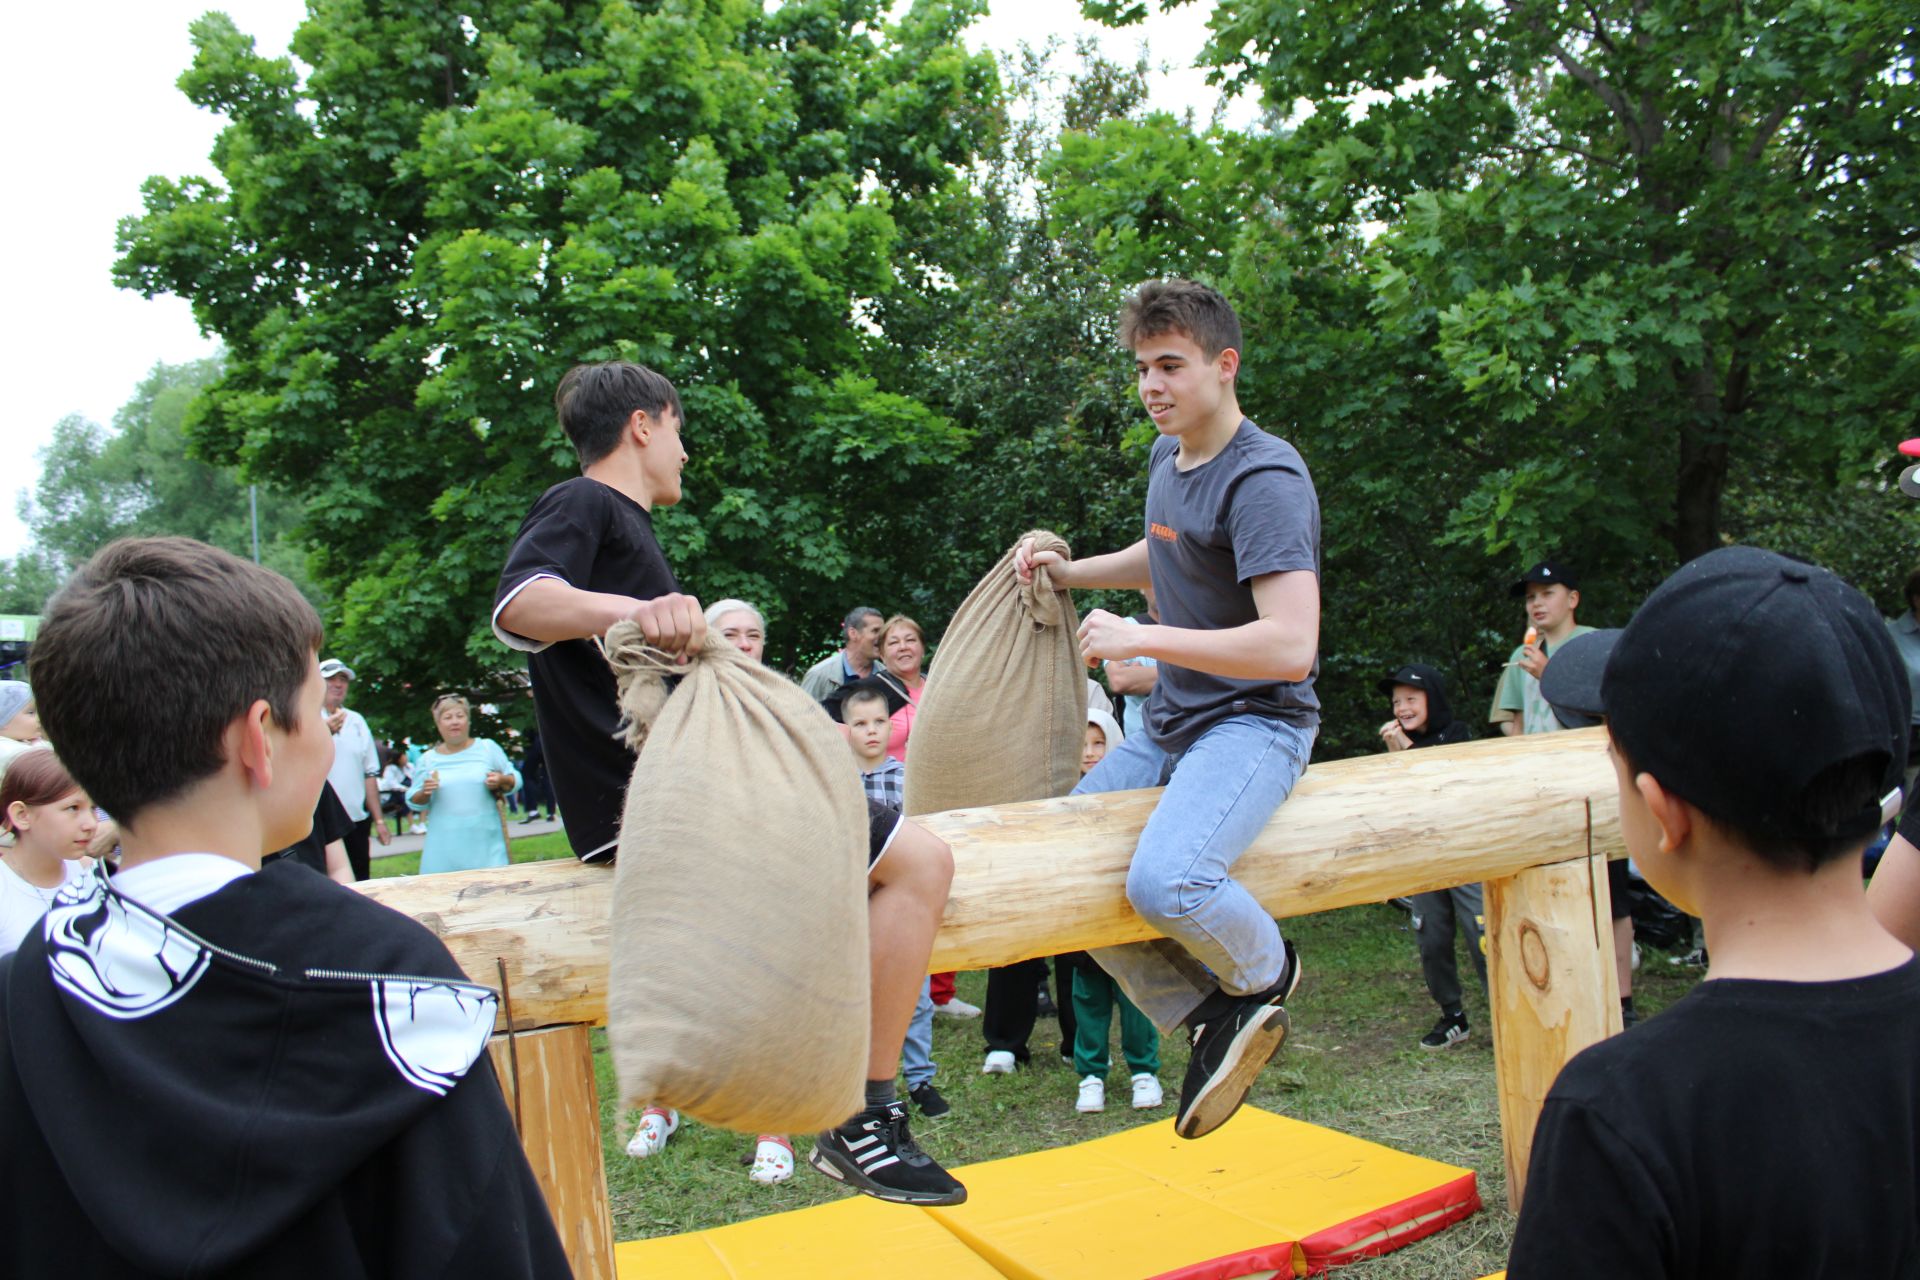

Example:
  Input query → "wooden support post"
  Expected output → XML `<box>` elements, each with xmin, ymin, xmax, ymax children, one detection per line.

<box><xmin>1485</xmin><ymin>851</ymin><xmax>1622</xmax><ymax>1212</ymax></box>
<box><xmin>488</xmin><ymin>1024</ymin><xmax>616</xmax><ymax>1280</ymax></box>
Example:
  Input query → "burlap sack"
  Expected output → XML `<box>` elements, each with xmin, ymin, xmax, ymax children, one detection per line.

<box><xmin>905</xmin><ymin>530</ymin><xmax>1087</xmax><ymax>816</ymax></box>
<box><xmin>602</xmin><ymin>622</ymin><xmax>870</xmax><ymax>1133</ymax></box>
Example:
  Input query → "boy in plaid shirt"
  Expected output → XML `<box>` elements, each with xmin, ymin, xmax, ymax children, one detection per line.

<box><xmin>841</xmin><ymin>686</ymin><xmax>942</xmax><ymax>1115</ymax></box>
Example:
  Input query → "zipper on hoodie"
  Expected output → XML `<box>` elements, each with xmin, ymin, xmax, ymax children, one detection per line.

<box><xmin>304</xmin><ymin>968</ymin><xmax>497</xmax><ymax>992</ymax></box>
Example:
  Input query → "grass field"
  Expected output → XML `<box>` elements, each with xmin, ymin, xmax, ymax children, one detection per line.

<box><xmin>582</xmin><ymin>891</ymin><xmax>1705</xmax><ymax>1277</ymax></box>
<box><xmin>369</xmin><ymin>830</ymin><xmax>574</xmax><ymax>878</ymax></box>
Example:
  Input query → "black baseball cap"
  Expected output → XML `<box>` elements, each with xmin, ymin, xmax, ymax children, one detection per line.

<box><xmin>1510</xmin><ymin>561</ymin><xmax>1579</xmax><ymax>598</ymax></box>
<box><xmin>1547</xmin><ymin>546</ymin><xmax>1908</xmax><ymax>845</ymax></box>
<box><xmin>1375</xmin><ymin>665</ymin><xmax>1436</xmax><ymax>697</ymax></box>
<box><xmin>1537</xmin><ymin>630</ymin><xmax>1619</xmax><ymax>730</ymax></box>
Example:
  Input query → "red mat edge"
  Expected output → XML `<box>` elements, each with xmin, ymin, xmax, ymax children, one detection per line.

<box><xmin>1145</xmin><ymin>1169</ymin><xmax>1481</xmax><ymax>1280</ymax></box>
<box><xmin>1299</xmin><ymin>1171</ymin><xmax>1483</xmax><ymax>1272</ymax></box>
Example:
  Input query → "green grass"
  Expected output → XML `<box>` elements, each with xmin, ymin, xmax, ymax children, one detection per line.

<box><xmin>590</xmin><ymin>903</ymin><xmax>1705</xmax><ymax>1277</ymax></box>
<box><xmin>370</xmin><ymin>830</ymin><xmax>574</xmax><ymax>878</ymax></box>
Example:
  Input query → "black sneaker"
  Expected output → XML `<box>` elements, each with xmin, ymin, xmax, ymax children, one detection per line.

<box><xmin>1174</xmin><ymin>940</ymin><xmax>1301</xmax><ymax>1140</ymax></box>
<box><xmin>1419</xmin><ymin>1011</ymin><xmax>1470</xmax><ymax>1050</ymax></box>
<box><xmin>908</xmin><ymin>1081</ymin><xmax>951</xmax><ymax>1119</ymax></box>
<box><xmin>1668</xmin><ymin>946</ymin><xmax>1708</xmax><ymax>969</ymax></box>
<box><xmin>809</xmin><ymin>1101</ymin><xmax>967</xmax><ymax>1205</ymax></box>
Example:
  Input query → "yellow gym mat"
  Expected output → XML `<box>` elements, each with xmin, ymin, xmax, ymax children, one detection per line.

<box><xmin>616</xmin><ymin>1108</ymin><xmax>1480</xmax><ymax>1279</ymax></box>
<box><xmin>613</xmin><ymin>1194</ymin><xmax>1007</xmax><ymax>1279</ymax></box>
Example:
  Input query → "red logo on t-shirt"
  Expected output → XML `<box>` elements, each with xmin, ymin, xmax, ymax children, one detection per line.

<box><xmin>1149</xmin><ymin>522</ymin><xmax>1177</xmax><ymax>542</ymax></box>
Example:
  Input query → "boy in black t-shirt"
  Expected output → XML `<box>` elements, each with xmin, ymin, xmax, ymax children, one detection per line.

<box><xmin>1016</xmin><ymin>281</ymin><xmax>1321</xmax><ymax>1141</ymax></box>
<box><xmin>1507</xmin><ymin>547</ymin><xmax>1920</xmax><ymax>1279</ymax></box>
<box><xmin>494</xmin><ymin>362</ymin><xmax>965</xmax><ymax>1207</ymax></box>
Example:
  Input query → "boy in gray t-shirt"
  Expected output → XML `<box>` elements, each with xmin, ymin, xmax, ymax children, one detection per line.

<box><xmin>1016</xmin><ymin>279</ymin><xmax>1321</xmax><ymax>1141</ymax></box>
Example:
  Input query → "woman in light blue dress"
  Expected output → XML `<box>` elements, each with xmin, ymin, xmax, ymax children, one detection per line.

<box><xmin>407</xmin><ymin>694</ymin><xmax>520</xmax><ymax>875</ymax></box>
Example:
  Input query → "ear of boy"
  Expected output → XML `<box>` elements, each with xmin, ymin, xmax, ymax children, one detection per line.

<box><xmin>1627</xmin><ymin>766</ymin><xmax>1913</xmax><ymax>982</ymax></box>
<box><xmin>115</xmin><ymin>699</ymin><xmax>321</xmax><ymax>874</ymax></box>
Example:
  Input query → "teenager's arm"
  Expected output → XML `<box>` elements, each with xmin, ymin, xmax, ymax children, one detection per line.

<box><xmin>1868</xmin><ymin>834</ymin><xmax>1920</xmax><ymax>951</ymax></box>
<box><xmin>1105</xmin><ymin>659</ymin><xmax>1158</xmax><ymax>696</ymax></box>
<box><xmin>495</xmin><ymin>577</ymin><xmax>644</xmax><ymax>644</ymax></box>
<box><xmin>324</xmin><ymin>838</ymin><xmax>355</xmax><ymax>885</ymax></box>
<box><xmin>1082</xmin><ymin>570</ymin><xmax>1318</xmax><ymax>682</ymax></box>
<box><xmin>495</xmin><ymin>577</ymin><xmax>705</xmax><ymax>651</ymax></box>
<box><xmin>1015</xmin><ymin>538</ymin><xmax>1151</xmax><ymax>590</ymax></box>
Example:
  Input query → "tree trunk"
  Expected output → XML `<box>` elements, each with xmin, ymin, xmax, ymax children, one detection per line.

<box><xmin>1672</xmin><ymin>359</ymin><xmax>1730</xmax><ymax>563</ymax></box>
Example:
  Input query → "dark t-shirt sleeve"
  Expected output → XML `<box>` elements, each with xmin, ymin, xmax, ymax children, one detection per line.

<box><xmin>495</xmin><ymin>483</ymin><xmax>609</xmax><ymax>603</ymax></box>
<box><xmin>1224</xmin><ymin>465</ymin><xmax>1319</xmax><ymax>584</ymax></box>
<box><xmin>315</xmin><ymin>784</ymin><xmax>354</xmax><ymax>846</ymax></box>
<box><xmin>1508</xmin><ymin>1094</ymin><xmax>1675</xmax><ymax>1279</ymax></box>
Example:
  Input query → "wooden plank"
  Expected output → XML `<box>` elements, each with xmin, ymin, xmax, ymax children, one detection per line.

<box><xmin>360</xmin><ymin>728</ymin><xmax>1624</xmax><ymax>1031</ymax></box>
<box><xmin>488</xmin><ymin>1024</ymin><xmax>616</xmax><ymax>1280</ymax></box>
<box><xmin>1485</xmin><ymin>852</ymin><xmax>1623</xmax><ymax>1212</ymax></box>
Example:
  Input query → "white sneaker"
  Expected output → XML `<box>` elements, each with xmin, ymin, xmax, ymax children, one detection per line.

<box><xmin>1076</xmin><ymin>1075</ymin><xmax>1105</xmax><ymax>1112</ymax></box>
<box><xmin>625</xmin><ymin>1107</ymin><xmax>678</xmax><ymax>1158</ymax></box>
<box><xmin>982</xmin><ymin>1049</ymin><xmax>1017</xmax><ymax>1074</ymax></box>
<box><xmin>935</xmin><ymin>997</ymin><xmax>983</xmax><ymax>1019</ymax></box>
<box><xmin>1130</xmin><ymin>1073</ymin><xmax>1164</xmax><ymax>1109</ymax></box>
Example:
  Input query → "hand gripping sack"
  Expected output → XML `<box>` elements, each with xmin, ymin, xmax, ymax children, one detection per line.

<box><xmin>602</xmin><ymin>621</ymin><xmax>870</xmax><ymax>1133</ymax></box>
<box><xmin>905</xmin><ymin>530</ymin><xmax>1088</xmax><ymax>816</ymax></box>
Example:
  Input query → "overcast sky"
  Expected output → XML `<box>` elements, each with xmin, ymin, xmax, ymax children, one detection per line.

<box><xmin>0</xmin><ymin>0</ymin><xmax>1254</xmax><ymax>559</ymax></box>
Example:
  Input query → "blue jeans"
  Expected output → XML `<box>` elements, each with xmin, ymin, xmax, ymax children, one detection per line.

<box><xmin>900</xmin><ymin>976</ymin><xmax>935</xmax><ymax>1089</ymax></box>
<box><xmin>1077</xmin><ymin>713</ymin><xmax>1316</xmax><ymax>1034</ymax></box>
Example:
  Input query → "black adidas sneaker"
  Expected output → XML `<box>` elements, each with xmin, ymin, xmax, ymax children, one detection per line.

<box><xmin>809</xmin><ymin>1100</ymin><xmax>967</xmax><ymax>1205</ymax></box>
<box><xmin>1174</xmin><ymin>939</ymin><xmax>1302</xmax><ymax>1140</ymax></box>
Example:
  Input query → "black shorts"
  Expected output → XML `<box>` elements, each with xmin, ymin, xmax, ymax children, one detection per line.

<box><xmin>868</xmin><ymin>798</ymin><xmax>903</xmax><ymax>870</ymax></box>
<box><xmin>1607</xmin><ymin>857</ymin><xmax>1632</xmax><ymax>921</ymax></box>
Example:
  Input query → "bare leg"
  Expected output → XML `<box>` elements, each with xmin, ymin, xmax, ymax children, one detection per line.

<box><xmin>1613</xmin><ymin>915</ymin><xmax>1634</xmax><ymax>999</ymax></box>
<box><xmin>865</xmin><ymin>818</ymin><xmax>953</xmax><ymax>1080</ymax></box>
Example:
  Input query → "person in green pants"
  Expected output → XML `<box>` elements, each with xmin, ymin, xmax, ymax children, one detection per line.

<box><xmin>1070</xmin><ymin>709</ymin><xmax>1165</xmax><ymax>1113</ymax></box>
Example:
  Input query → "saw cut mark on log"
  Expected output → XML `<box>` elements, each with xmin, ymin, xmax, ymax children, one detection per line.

<box><xmin>359</xmin><ymin>728</ymin><xmax>1624</xmax><ymax>1034</ymax></box>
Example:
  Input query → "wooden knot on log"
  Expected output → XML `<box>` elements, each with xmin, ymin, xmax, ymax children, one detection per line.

<box><xmin>1519</xmin><ymin>921</ymin><xmax>1551</xmax><ymax>991</ymax></box>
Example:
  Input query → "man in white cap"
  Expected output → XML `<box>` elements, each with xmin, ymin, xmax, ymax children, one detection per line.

<box><xmin>319</xmin><ymin>659</ymin><xmax>389</xmax><ymax>879</ymax></box>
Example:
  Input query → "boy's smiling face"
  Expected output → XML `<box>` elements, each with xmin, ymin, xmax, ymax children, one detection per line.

<box><xmin>1524</xmin><ymin>582</ymin><xmax>1580</xmax><ymax>632</ymax></box>
<box><xmin>1134</xmin><ymin>330</ymin><xmax>1236</xmax><ymax>439</ymax></box>
<box><xmin>1390</xmin><ymin>684</ymin><xmax>1429</xmax><ymax>735</ymax></box>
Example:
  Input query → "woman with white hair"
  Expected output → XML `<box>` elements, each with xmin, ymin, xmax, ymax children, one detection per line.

<box><xmin>703</xmin><ymin>598</ymin><xmax>765</xmax><ymax>661</ymax></box>
<box><xmin>406</xmin><ymin>694</ymin><xmax>520</xmax><ymax>875</ymax></box>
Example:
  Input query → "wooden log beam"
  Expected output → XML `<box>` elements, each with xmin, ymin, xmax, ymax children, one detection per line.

<box><xmin>1485</xmin><ymin>854</ymin><xmax>1623</xmax><ymax>1213</ymax></box>
<box><xmin>487</xmin><ymin>1025</ymin><xmax>616</xmax><ymax>1279</ymax></box>
<box><xmin>360</xmin><ymin>728</ymin><xmax>1622</xmax><ymax>1033</ymax></box>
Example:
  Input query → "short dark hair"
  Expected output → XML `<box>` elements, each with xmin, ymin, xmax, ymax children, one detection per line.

<box><xmin>841</xmin><ymin>687</ymin><xmax>888</xmax><ymax>721</ymax></box>
<box><xmin>1905</xmin><ymin>566</ymin><xmax>1920</xmax><ymax>612</ymax></box>
<box><xmin>554</xmin><ymin>361</ymin><xmax>684</xmax><ymax>468</ymax></box>
<box><xmin>31</xmin><ymin>537</ymin><xmax>323</xmax><ymax>825</ymax></box>
<box><xmin>1614</xmin><ymin>735</ymin><xmax>1887</xmax><ymax>873</ymax></box>
<box><xmin>1118</xmin><ymin>280</ymin><xmax>1244</xmax><ymax>364</ymax></box>
<box><xmin>844</xmin><ymin>607</ymin><xmax>882</xmax><ymax>632</ymax></box>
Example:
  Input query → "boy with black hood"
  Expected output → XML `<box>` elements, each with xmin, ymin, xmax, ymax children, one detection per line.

<box><xmin>0</xmin><ymin>537</ymin><xmax>570</xmax><ymax>1278</ymax></box>
<box><xmin>1377</xmin><ymin>665</ymin><xmax>1483</xmax><ymax>1048</ymax></box>
<box><xmin>1507</xmin><ymin>546</ymin><xmax>1919</xmax><ymax>1278</ymax></box>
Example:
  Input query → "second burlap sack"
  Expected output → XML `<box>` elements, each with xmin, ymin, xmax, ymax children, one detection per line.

<box><xmin>602</xmin><ymin>621</ymin><xmax>870</xmax><ymax>1134</ymax></box>
<box><xmin>905</xmin><ymin>530</ymin><xmax>1087</xmax><ymax>816</ymax></box>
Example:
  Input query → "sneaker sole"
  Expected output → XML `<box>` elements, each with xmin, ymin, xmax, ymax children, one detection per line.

<box><xmin>1418</xmin><ymin>1033</ymin><xmax>1469</xmax><ymax>1051</ymax></box>
<box><xmin>1176</xmin><ymin>954</ymin><xmax>1303</xmax><ymax>1141</ymax></box>
<box><xmin>807</xmin><ymin>1144</ymin><xmax>968</xmax><ymax>1206</ymax></box>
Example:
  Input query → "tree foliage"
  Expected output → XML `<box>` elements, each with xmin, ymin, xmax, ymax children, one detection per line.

<box><xmin>116</xmin><ymin>0</ymin><xmax>1001</xmax><ymax>737</ymax></box>
<box><xmin>2</xmin><ymin>358</ymin><xmax>313</xmax><ymax>618</ymax></box>
<box><xmin>1051</xmin><ymin>0</ymin><xmax>1920</xmax><ymax>753</ymax></box>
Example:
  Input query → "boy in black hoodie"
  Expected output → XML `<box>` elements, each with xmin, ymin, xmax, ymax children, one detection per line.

<box><xmin>0</xmin><ymin>537</ymin><xmax>569</xmax><ymax>1279</ymax></box>
<box><xmin>1376</xmin><ymin>665</ymin><xmax>1483</xmax><ymax>1049</ymax></box>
